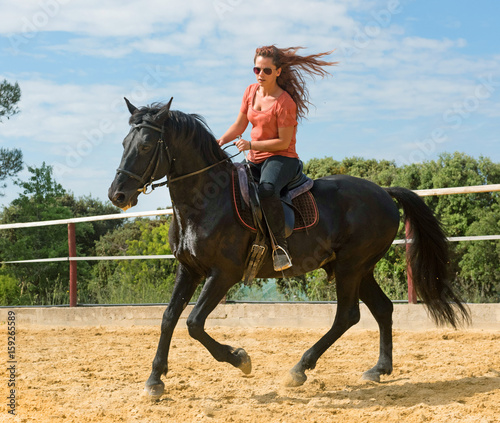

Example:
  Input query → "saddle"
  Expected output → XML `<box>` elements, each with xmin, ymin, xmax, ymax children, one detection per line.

<box><xmin>232</xmin><ymin>162</ymin><xmax>318</xmax><ymax>283</ymax></box>
<box><xmin>233</xmin><ymin>162</ymin><xmax>318</xmax><ymax>235</ymax></box>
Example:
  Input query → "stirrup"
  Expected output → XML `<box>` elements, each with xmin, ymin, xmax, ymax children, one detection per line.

<box><xmin>272</xmin><ymin>245</ymin><xmax>292</xmax><ymax>271</ymax></box>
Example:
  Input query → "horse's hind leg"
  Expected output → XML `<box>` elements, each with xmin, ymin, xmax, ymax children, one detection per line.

<box><xmin>359</xmin><ymin>271</ymin><xmax>393</xmax><ymax>382</ymax></box>
<box><xmin>145</xmin><ymin>264</ymin><xmax>202</xmax><ymax>397</ymax></box>
<box><xmin>186</xmin><ymin>272</ymin><xmax>252</xmax><ymax>375</ymax></box>
<box><xmin>285</xmin><ymin>265</ymin><xmax>362</xmax><ymax>387</ymax></box>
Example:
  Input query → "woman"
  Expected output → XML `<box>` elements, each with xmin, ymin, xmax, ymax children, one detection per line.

<box><xmin>218</xmin><ymin>45</ymin><xmax>336</xmax><ymax>271</ymax></box>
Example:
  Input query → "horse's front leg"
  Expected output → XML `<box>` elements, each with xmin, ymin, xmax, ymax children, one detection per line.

<box><xmin>145</xmin><ymin>264</ymin><xmax>202</xmax><ymax>397</ymax></box>
<box><xmin>186</xmin><ymin>271</ymin><xmax>252</xmax><ymax>374</ymax></box>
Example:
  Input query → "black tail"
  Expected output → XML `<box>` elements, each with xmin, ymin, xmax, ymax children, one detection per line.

<box><xmin>385</xmin><ymin>187</ymin><xmax>471</xmax><ymax>328</ymax></box>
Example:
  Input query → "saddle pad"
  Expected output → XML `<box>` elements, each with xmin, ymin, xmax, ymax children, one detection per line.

<box><xmin>232</xmin><ymin>168</ymin><xmax>319</xmax><ymax>233</ymax></box>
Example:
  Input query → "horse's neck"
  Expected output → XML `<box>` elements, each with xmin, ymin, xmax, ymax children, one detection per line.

<box><xmin>167</xmin><ymin>145</ymin><xmax>207</xmax><ymax>179</ymax></box>
<box><xmin>169</xmin><ymin>163</ymin><xmax>233</xmax><ymax>223</ymax></box>
<box><xmin>165</xmin><ymin>114</ymin><xmax>233</xmax><ymax>221</ymax></box>
<box><xmin>165</xmin><ymin>117</ymin><xmax>219</xmax><ymax>178</ymax></box>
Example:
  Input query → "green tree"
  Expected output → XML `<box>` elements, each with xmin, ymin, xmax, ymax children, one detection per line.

<box><xmin>88</xmin><ymin>219</ymin><xmax>144</xmax><ymax>302</ymax></box>
<box><xmin>0</xmin><ymin>163</ymin><xmax>72</xmax><ymax>304</ymax></box>
<box><xmin>458</xmin><ymin>201</ymin><xmax>500</xmax><ymax>302</ymax></box>
<box><xmin>393</xmin><ymin>152</ymin><xmax>500</xmax><ymax>236</ymax></box>
<box><xmin>304</xmin><ymin>156</ymin><xmax>398</xmax><ymax>186</ymax></box>
<box><xmin>0</xmin><ymin>79</ymin><xmax>21</xmax><ymax>121</ymax></box>
<box><xmin>89</xmin><ymin>216</ymin><xmax>177</xmax><ymax>304</ymax></box>
<box><xmin>0</xmin><ymin>273</ymin><xmax>21</xmax><ymax>306</ymax></box>
<box><xmin>0</xmin><ymin>162</ymin><xmax>122</xmax><ymax>305</ymax></box>
<box><xmin>304</xmin><ymin>157</ymin><xmax>343</xmax><ymax>179</ymax></box>
<box><xmin>0</xmin><ymin>148</ymin><xmax>23</xmax><ymax>196</ymax></box>
<box><xmin>59</xmin><ymin>193</ymin><xmax>123</xmax><ymax>259</ymax></box>
<box><xmin>431</xmin><ymin>153</ymin><xmax>497</xmax><ymax>236</ymax></box>
<box><xmin>0</xmin><ymin>80</ymin><xmax>23</xmax><ymax>195</ymax></box>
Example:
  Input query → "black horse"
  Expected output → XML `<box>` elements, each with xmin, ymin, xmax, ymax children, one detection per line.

<box><xmin>108</xmin><ymin>98</ymin><xmax>470</xmax><ymax>397</ymax></box>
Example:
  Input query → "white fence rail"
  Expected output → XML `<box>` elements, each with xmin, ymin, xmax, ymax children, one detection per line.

<box><xmin>413</xmin><ymin>184</ymin><xmax>500</xmax><ymax>196</ymax></box>
<box><xmin>0</xmin><ymin>209</ymin><xmax>174</xmax><ymax>230</ymax></box>
<box><xmin>2</xmin><ymin>255</ymin><xmax>176</xmax><ymax>264</ymax></box>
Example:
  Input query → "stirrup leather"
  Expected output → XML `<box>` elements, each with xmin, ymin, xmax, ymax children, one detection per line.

<box><xmin>272</xmin><ymin>245</ymin><xmax>293</xmax><ymax>271</ymax></box>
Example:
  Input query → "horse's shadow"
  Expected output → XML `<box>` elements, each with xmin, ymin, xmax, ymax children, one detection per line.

<box><xmin>251</xmin><ymin>375</ymin><xmax>500</xmax><ymax>409</ymax></box>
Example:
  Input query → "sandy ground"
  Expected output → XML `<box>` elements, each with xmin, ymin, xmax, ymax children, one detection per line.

<box><xmin>1</xmin><ymin>324</ymin><xmax>500</xmax><ymax>423</ymax></box>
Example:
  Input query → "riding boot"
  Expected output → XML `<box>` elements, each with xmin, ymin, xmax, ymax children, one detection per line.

<box><xmin>261</xmin><ymin>196</ymin><xmax>293</xmax><ymax>271</ymax></box>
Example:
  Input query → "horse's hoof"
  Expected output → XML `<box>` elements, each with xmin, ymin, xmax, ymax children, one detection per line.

<box><xmin>283</xmin><ymin>369</ymin><xmax>307</xmax><ymax>387</ymax></box>
<box><xmin>144</xmin><ymin>381</ymin><xmax>165</xmax><ymax>398</ymax></box>
<box><xmin>235</xmin><ymin>348</ymin><xmax>252</xmax><ymax>375</ymax></box>
<box><xmin>361</xmin><ymin>371</ymin><xmax>381</xmax><ymax>383</ymax></box>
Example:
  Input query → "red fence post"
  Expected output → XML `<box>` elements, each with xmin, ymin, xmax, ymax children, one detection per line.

<box><xmin>68</xmin><ymin>222</ymin><xmax>77</xmax><ymax>307</ymax></box>
<box><xmin>405</xmin><ymin>220</ymin><xmax>418</xmax><ymax>304</ymax></box>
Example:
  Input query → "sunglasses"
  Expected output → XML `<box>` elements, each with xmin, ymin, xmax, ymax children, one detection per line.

<box><xmin>253</xmin><ymin>67</ymin><xmax>273</xmax><ymax>75</ymax></box>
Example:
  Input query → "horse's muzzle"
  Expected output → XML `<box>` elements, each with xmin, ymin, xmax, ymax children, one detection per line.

<box><xmin>108</xmin><ymin>185</ymin><xmax>139</xmax><ymax>211</ymax></box>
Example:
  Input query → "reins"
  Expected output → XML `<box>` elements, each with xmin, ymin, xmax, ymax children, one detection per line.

<box><xmin>116</xmin><ymin>121</ymin><xmax>241</xmax><ymax>195</ymax></box>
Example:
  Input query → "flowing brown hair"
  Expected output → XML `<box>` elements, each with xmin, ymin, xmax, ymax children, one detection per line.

<box><xmin>254</xmin><ymin>45</ymin><xmax>337</xmax><ymax>121</ymax></box>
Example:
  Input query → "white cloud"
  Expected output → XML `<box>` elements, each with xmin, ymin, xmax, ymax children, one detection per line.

<box><xmin>2</xmin><ymin>0</ymin><xmax>358</xmax><ymax>59</ymax></box>
<box><xmin>45</xmin><ymin>38</ymin><xmax>135</xmax><ymax>58</ymax></box>
<box><xmin>402</xmin><ymin>36</ymin><xmax>466</xmax><ymax>51</ymax></box>
<box><xmin>0</xmin><ymin>0</ymin><xmax>194</xmax><ymax>37</ymax></box>
<box><xmin>1</xmin><ymin>79</ymin><xmax>124</xmax><ymax>143</ymax></box>
<box><xmin>3</xmin><ymin>0</ymin><xmax>499</xmax><ymax>129</ymax></box>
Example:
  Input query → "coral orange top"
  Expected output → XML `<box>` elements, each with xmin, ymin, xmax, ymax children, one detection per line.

<box><xmin>240</xmin><ymin>83</ymin><xmax>299</xmax><ymax>164</ymax></box>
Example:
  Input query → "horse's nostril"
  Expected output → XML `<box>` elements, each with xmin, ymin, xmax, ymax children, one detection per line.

<box><xmin>112</xmin><ymin>192</ymin><xmax>126</xmax><ymax>205</ymax></box>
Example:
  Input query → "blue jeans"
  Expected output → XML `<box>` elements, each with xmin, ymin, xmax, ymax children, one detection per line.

<box><xmin>247</xmin><ymin>155</ymin><xmax>301</xmax><ymax>200</ymax></box>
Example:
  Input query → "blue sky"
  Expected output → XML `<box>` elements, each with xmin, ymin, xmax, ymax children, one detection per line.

<box><xmin>1</xmin><ymin>0</ymin><xmax>499</xmax><ymax>213</ymax></box>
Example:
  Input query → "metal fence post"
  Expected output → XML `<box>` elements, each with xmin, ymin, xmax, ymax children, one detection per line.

<box><xmin>68</xmin><ymin>222</ymin><xmax>77</xmax><ymax>307</ymax></box>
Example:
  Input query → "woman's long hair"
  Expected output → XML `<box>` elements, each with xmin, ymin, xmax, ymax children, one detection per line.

<box><xmin>254</xmin><ymin>45</ymin><xmax>337</xmax><ymax>120</ymax></box>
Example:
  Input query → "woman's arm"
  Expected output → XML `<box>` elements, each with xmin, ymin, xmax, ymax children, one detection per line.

<box><xmin>217</xmin><ymin>112</ymin><xmax>249</xmax><ymax>146</ymax></box>
<box><xmin>234</xmin><ymin>126</ymin><xmax>294</xmax><ymax>152</ymax></box>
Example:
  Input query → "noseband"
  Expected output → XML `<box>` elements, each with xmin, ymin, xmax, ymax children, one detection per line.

<box><xmin>116</xmin><ymin>121</ymin><xmax>240</xmax><ymax>195</ymax></box>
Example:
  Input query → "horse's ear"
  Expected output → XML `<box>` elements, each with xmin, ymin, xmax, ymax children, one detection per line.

<box><xmin>124</xmin><ymin>97</ymin><xmax>138</xmax><ymax>115</ymax></box>
<box><xmin>154</xmin><ymin>97</ymin><xmax>173</xmax><ymax>125</ymax></box>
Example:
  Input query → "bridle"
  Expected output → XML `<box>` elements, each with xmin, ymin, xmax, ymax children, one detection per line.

<box><xmin>116</xmin><ymin>121</ymin><xmax>240</xmax><ymax>195</ymax></box>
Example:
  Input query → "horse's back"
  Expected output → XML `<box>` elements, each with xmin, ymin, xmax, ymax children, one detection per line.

<box><xmin>309</xmin><ymin>174</ymin><xmax>400</xmax><ymax>248</ymax></box>
<box><xmin>312</xmin><ymin>174</ymin><xmax>399</xmax><ymax>218</ymax></box>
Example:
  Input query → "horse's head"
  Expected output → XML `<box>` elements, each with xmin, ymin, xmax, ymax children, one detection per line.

<box><xmin>108</xmin><ymin>97</ymin><xmax>173</xmax><ymax>210</ymax></box>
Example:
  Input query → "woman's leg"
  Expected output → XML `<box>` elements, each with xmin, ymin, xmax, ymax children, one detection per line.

<box><xmin>258</xmin><ymin>156</ymin><xmax>300</xmax><ymax>270</ymax></box>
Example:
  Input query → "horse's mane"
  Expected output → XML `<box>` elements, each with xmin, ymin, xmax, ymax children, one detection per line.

<box><xmin>129</xmin><ymin>103</ymin><xmax>229</xmax><ymax>164</ymax></box>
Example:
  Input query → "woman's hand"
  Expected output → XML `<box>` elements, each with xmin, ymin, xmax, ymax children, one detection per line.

<box><xmin>234</xmin><ymin>138</ymin><xmax>251</xmax><ymax>152</ymax></box>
